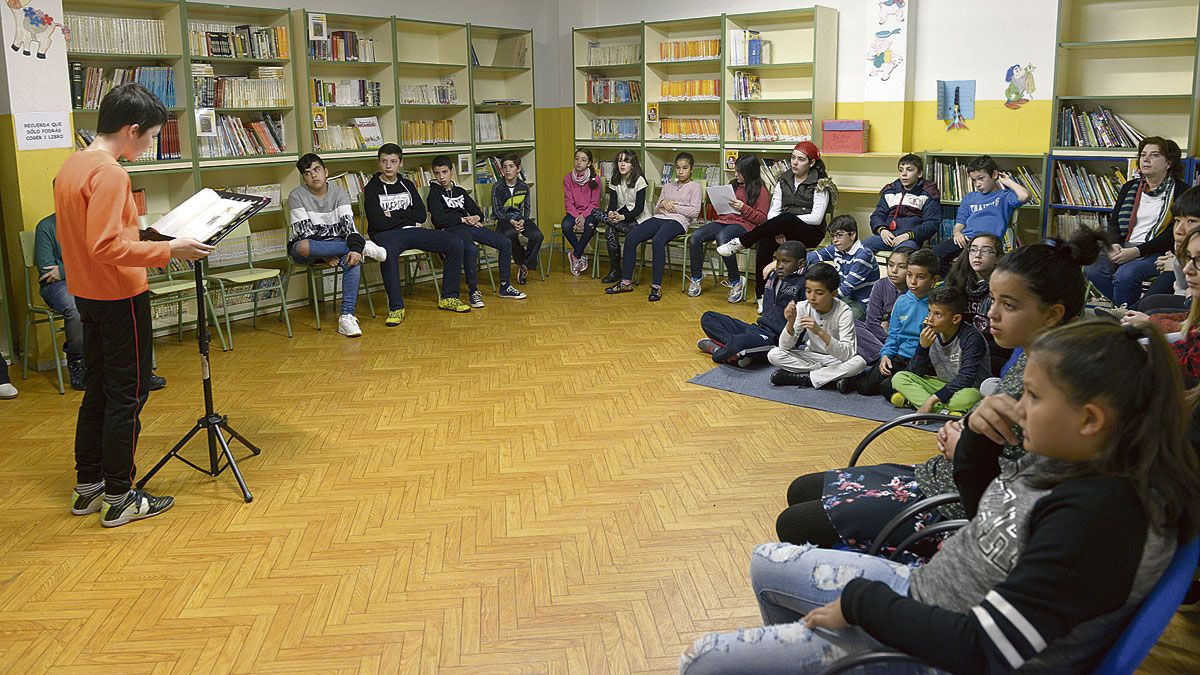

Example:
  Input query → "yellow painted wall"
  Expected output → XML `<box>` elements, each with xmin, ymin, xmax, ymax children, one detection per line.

<box><xmin>911</xmin><ymin>99</ymin><xmax>1052</xmax><ymax>154</ymax></box>
<box><xmin>534</xmin><ymin>107</ymin><xmax>574</xmax><ymax>225</ymax></box>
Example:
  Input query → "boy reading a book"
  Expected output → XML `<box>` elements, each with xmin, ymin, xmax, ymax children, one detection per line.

<box><xmin>492</xmin><ymin>153</ymin><xmax>543</xmax><ymax>285</ymax></box>
<box><xmin>931</xmin><ymin>155</ymin><xmax>1031</xmax><ymax>274</ymax></box>
<box><xmin>288</xmin><ymin>152</ymin><xmax>388</xmax><ymax>338</ymax></box>
<box><xmin>53</xmin><ymin>83</ymin><xmax>213</xmax><ymax>527</ymax></box>
<box><xmin>427</xmin><ymin>154</ymin><xmax>526</xmax><ymax>306</ymax></box>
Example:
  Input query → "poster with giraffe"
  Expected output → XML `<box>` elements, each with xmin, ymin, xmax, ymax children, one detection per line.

<box><xmin>1</xmin><ymin>0</ymin><xmax>71</xmax><ymax>117</ymax></box>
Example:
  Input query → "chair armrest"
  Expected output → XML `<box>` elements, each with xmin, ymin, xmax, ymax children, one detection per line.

<box><xmin>822</xmin><ymin>651</ymin><xmax>925</xmax><ymax>674</ymax></box>
<box><xmin>848</xmin><ymin>412</ymin><xmax>958</xmax><ymax>467</ymax></box>
<box><xmin>887</xmin><ymin>519</ymin><xmax>969</xmax><ymax>561</ymax></box>
<box><xmin>867</xmin><ymin>493</ymin><xmax>963</xmax><ymax>557</ymax></box>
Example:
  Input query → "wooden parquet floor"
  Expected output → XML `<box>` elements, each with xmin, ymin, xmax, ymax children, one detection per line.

<box><xmin>1</xmin><ymin>268</ymin><xmax>1197</xmax><ymax>673</ymax></box>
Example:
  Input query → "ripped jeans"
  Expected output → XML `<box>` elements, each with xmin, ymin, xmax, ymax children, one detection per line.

<box><xmin>680</xmin><ymin>543</ymin><xmax>928</xmax><ymax>674</ymax></box>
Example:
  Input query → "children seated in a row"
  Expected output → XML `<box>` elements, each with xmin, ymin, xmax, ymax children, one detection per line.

<box><xmin>766</xmin><ymin>262</ymin><xmax>867</xmax><ymax>389</ymax></box>
<box><xmin>1120</xmin><ymin>186</ymin><xmax>1200</xmax><ymax>332</ymax></box>
<box><xmin>697</xmin><ymin>241</ymin><xmax>806</xmax><ymax>367</ymax></box>
<box><xmin>855</xmin><ymin>248</ymin><xmax>909</xmax><ymax>362</ymax></box>
<box><xmin>888</xmin><ymin>285</ymin><xmax>989</xmax><ymax>414</ymax></box>
<box><xmin>864</xmin><ymin>153</ymin><xmax>942</xmax><ymax>255</ymax></box>
<box><xmin>601</xmin><ymin>149</ymin><xmax>651</xmax><ymax>283</ymax></box>
<box><xmin>931</xmin><ymin>154</ymin><xmax>1031</xmax><ymax>274</ymax></box>
<box><xmin>561</xmin><ymin>148</ymin><xmax>604</xmax><ymax>276</ymax></box>
<box><xmin>804</xmin><ymin>215</ymin><xmax>878</xmax><ymax>320</ymax></box>
<box><xmin>944</xmin><ymin>232</ymin><xmax>1012</xmax><ymax>375</ymax></box>
<box><xmin>686</xmin><ymin>153</ymin><xmax>771</xmax><ymax>302</ymax></box>
<box><xmin>492</xmin><ymin>153</ymin><xmax>543</xmax><ymax>285</ymax></box>
<box><xmin>606</xmin><ymin>152</ymin><xmax>703</xmax><ymax>300</ymax></box>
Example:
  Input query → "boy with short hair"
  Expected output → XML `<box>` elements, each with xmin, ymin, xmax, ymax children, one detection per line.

<box><xmin>838</xmin><ymin>248</ymin><xmax>939</xmax><ymax>396</ymax></box>
<box><xmin>698</xmin><ymin>241</ymin><xmax>806</xmax><ymax>367</ymax></box>
<box><xmin>426</xmin><ymin>154</ymin><xmax>526</xmax><ymax>306</ymax></box>
<box><xmin>288</xmin><ymin>152</ymin><xmax>387</xmax><ymax>338</ymax></box>
<box><xmin>887</xmin><ymin>285</ymin><xmax>990</xmax><ymax>413</ymax></box>
<box><xmin>855</xmin><ymin>247</ymin><xmax>909</xmax><ymax>364</ymax></box>
<box><xmin>805</xmin><ymin>214</ymin><xmax>879</xmax><ymax>320</ymax></box>
<box><xmin>932</xmin><ymin>154</ymin><xmax>1031</xmax><ymax>273</ymax></box>
<box><xmin>767</xmin><ymin>262</ymin><xmax>867</xmax><ymax>388</ymax></box>
<box><xmin>54</xmin><ymin>82</ymin><xmax>213</xmax><ymax>526</ymax></box>
<box><xmin>865</xmin><ymin>153</ymin><xmax>941</xmax><ymax>254</ymax></box>
<box><xmin>363</xmin><ymin>143</ymin><xmax>471</xmax><ymax>324</ymax></box>
<box><xmin>492</xmin><ymin>153</ymin><xmax>543</xmax><ymax>285</ymax></box>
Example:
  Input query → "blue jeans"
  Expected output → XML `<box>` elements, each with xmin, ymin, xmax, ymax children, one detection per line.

<box><xmin>445</xmin><ymin>224</ymin><xmax>513</xmax><ymax>288</ymax></box>
<box><xmin>621</xmin><ymin>217</ymin><xmax>685</xmax><ymax>286</ymax></box>
<box><xmin>680</xmin><ymin>543</ymin><xmax>921</xmax><ymax>675</ymax></box>
<box><xmin>39</xmin><ymin>279</ymin><xmax>83</xmax><ymax>359</ymax></box>
<box><xmin>290</xmin><ymin>239</ymin><xmax>361</xmax><ymax>315</ymax></box>
<box><xmin>561</xmin><ymin>213</ymin><xmax>599</xmax><ymax>258</ymax></box>
<box><xmin>371</xmin><ymin>227</ymin><xmax>464</xmax><ymax>309</ymax></box>
<box><xmin>862</xmin><ymin>233</ymin><xmax>920</xmax><ymax>255</ymax></box>
<box><xmin>1086</xmin><ymin>253</ymin><xmax>1161</xmax><ymax>307</ymax></box>
<box><xmin>689</xmin><ymin>221</ymin><xmax>746</xmax><ymax>281</ymax></box>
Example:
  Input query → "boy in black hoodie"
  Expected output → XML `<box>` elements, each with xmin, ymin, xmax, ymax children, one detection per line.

<box><xmin>864</xmin><ymin>153</ymin><xmax>942</xmax><ymax>255</ymax></box>
<box><xmin>364</xmin><ymin>144</ymin><xmax>471</xmax><ymax>324</ymax></box>
<box><xmin>427</xmin><ymin>154</ymin><xmax>526</xmax><ymax>307</ymax></box>
<box><xmin>491</xmin><ymin>153</ymin><xmax>543</xmax><ymax>285</ymax></box>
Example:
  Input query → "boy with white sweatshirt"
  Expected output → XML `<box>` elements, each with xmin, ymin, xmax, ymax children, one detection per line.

<box><xmin>768</xmin><ymin>262</ymin><xmax>867</xmax><ymax>388</ymax></box>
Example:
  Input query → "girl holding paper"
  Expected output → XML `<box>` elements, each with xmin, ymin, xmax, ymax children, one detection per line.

<box><xmin>687</xmin><ymin>153</ymin><xmax>769</xmax><ymax>302</ymax></box>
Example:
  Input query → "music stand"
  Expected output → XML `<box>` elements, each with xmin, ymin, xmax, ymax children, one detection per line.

<box><xmin>137</xmin><ymin>191</ymin><xmax>271</xmax><ymax>502</ymax></box>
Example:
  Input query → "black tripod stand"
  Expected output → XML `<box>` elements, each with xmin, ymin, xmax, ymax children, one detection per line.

<box><xmin>137</xmin><ymin>195</ymin><xmax>268</xmax><ymax>502</ymax></box>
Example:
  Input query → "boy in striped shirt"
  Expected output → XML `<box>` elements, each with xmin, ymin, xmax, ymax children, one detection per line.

<box><xmin>806</xmin><ymin>215</ymin><xmax>879</xmax><ymax>320</ymax></box>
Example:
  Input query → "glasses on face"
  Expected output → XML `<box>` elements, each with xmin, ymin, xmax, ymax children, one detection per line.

<box><xmin>1182</xmin><ymin>254</ymin><xmax>1200</xmax><ymax>271</ymax></box>
<box><xmin>969</xmin><ymin>246</ymin><xmax>997</xmax><ymax>257</ymax></box>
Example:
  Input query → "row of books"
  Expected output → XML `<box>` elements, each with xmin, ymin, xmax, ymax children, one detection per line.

<box><xmin>591</xmin><ymin>118</ymin><xmax>639</xmax><ymax>140</ymax></box>
<box><xmin>730</xmin><ymin>71</ymin><xmax>763</xmax><ymax>101</ymax></box>
<box><xmin>758</xmin><ymin>157</ymin><xmax>790</xmax><ymax>188</ymax></box>
<box><xmin>309</xmin><ymin>30</ymin><xmax>377</xmax><ymax>62</ymax></box>
<box><xmin>193</xmin><ymin>67</ymin><xmax>287</xmax><ymax>108</ymax></box>
<box><xmin>657</xmin><ymin>39</ymin><xmax>720</xmax><ymax>62</ymax></box>
<box><xmin>1058</xmin><ymin>105</ymin><xmax>1146</xmax><ymax>149</ymax></box>
<box><xmin>659</xmin><ymin>118</ymin><xmax>720</xmax><ymax>141</ymax></box>
<box><xmin>401</xmin><ymin>119</ymin><xmax>456</xmax><ymax>146</ymax></box>
<box><xmin>586</xmin><ymin>76</ymin><xmax>642</xmax><ymax>104</ymax></box>
<box><xmin>225</xmin><ymin>183</ymin><xmax>283</xmax><ymax>211</ymax></box>
<box><xmin>399</xmin><ymin>80</ymin><xmax>459</xmax><ymax>106</ymax></box>
<box><xmin>476</xmin><ymin>156</ymin><xmax>528</xmax><ymax>184</ymax></box>
<box><xmin>728</xmin><ymin>30</ymin><xmax>773</xmax><ymax>66</ymax></box>
<box><xmin>188</xmin><ymin>22</ymin><xmax>289</xmax><ymax>60</ymax></box>
<box><xmin>64</xmin><ymin>15</ymin><xmax>167</xmax><ymax>55</ymax></box>
<box><xmin>928</xmin><ymin>158</ymin><xmax>1044</xmax><ymax>206</ymax></box>
<box><xmin>76</xmin><ymin>116</ymin><xmax>182</xmax><ymax>162</ymax></box>
<box><xmin>474</xmin><ymin>113</ymin><xmax>504</xmax><ymax>143</ymax></box>
<box><xmin>199</xmin><ymin>113</ymin><xmax>287</xmax><ymax>158</ymax></box>
<box><xmin>660</xmin><ymin>79</ymin><xmax>720</xmax><ymax>102</ymax></box>
<box><xmin>310</xmin><ymin>79</ymin><xmax>383</xmax><ymax>107</ymax></box>
<box><xmin>1053</xmin><ymin>162</ymin><xmax>1127</xmax><ymax>208</ymax></box>
<box><xmin>314</xmin><ymin>120</ymin><xmax>383</xmax><ymax>152</ymax></box>
<box><xmin>71</xmin><ymin>64</ymin><xmax>176</xmax><ymax>110</ymax></box>
<box><xmin>657</xmin><ymin>162</ymin><xmax>720</xmax><ymax>185</ymax></box>
<box><xmin>586</xmin><ymin>41</ymin><xmax>641</xmax><ymax>67</ymax></box>
<box><xmin>736</xmin><ymin>115</ymin><xmax>811</xmax><ymax>143</ymax></box>
<box><xmin>1053</xmin><ymin>212</ymin><xmax>1104</xmax><ymax>240</ymax></box>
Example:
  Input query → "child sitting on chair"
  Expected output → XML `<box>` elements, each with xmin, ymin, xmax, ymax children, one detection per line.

<box><xmin>767</xmin><ymin>262</ymin><xmax>867</xmax><ymax>388</ymax></box>
<box><xmin>805</xmin><ymin>214</ymin><xmax>879</xmax><ymax>320</ymax></box>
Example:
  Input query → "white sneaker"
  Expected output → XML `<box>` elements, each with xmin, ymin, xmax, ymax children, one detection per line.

<box><xmin>728</xmin><ymin>278</ymin><xmax>746</xmax><ymax>303</ymax></box>
<box><xmin>362</xmin><ymin>241</ymin><xmax>387</xmax><ymax>262</ymax></box>
<box><xmin>338</xmin><ymin>314</ymin><xmax>362</xmax><ymax>337</ymax></box>
<box><xmin>0</xmin><ymin>383</ymin><xmax>17</xmax><ymax>399</ymax></box>
<box><xmin>756</xmin><ymin>298</ymin><xmax>763</xmax><ymax>315</ymax></box>
<box><xmin>687</xmin><ymin>275</ymin><xmax>703</xmax><ymax>297</ymax></box>
<box><xmin>716</xmin><ymin>238</ymin><xmax>744</xmax><ymax>257</ymax></box>
<box><xmin>577</xmin><ymin>255</ymin><xmax>589</xmax><ymax>274</ymax></box>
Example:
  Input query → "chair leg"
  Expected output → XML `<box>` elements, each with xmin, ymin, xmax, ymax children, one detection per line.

<box><xmin>426</xmin><ymin>253</ymin><xmax>442</xmax><ymax>297</ymax></box>
<box><xmin>363</xmin><ymin>266</ymin><xmax>376</xmax><ymax>318</ymax></box>
<box><xmin>681</xmin><ymin>236</ymin><xmax>690</xmax><ymax>293</ymax></box>
<box><xmin>207</xmin><ymin>292</ymin><xmax>229</xmax><ymax>352</ymax></box>
<box><xmin>21</xmin><ymin>314</ymin><xmax>31</xmax><ymax>381</ymax></box>
<box><xmin>307</xmin><ymin>268</ymin><xmax>322</xmax><ymax>330</ymax></box>
<box><xmin>218</xmin><ymin>285</ymin><xmax>235</xmax><ymax>351</ymax></box>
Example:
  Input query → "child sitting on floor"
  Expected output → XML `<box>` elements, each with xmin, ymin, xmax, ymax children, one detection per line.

<box><xmin>698</xmin><ymin>241</ymin><xmax>806</xmax><ymax>367</ymax></box>
<box><xmin>767</xmin><ymin>262</ymin><xmax>866</xmax><ymax>388</ymax></box>
<box><xmin>805</xmin><ymin>214</ymin><xmax>879</xmax><ymax>320</ymax></box>
<box><xmin>886</xmin><ymin>285</ymin><xmax>990</xmax><ymax>414</ymax></box>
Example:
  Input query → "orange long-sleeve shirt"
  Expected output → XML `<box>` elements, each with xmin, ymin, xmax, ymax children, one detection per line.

<box><xmin>53</xmin><ymin>151</ymin><xmax>171</xmax><ymax>301</ymax></box>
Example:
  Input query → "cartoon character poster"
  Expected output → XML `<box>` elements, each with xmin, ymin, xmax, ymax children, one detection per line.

<box><xmin>864</xmin><ymin>0</ymin><xmax>908</xmax><ymax>101</ymax></box>
<box><xmin>1003</xmin><ymin>63</ymin><xmax>1037</xmax><ymax>109</ymax></box>
<box><xmin>2</xmin><ymin>0</ymin><xmax>71</xmax><ymax>118</ymax></box>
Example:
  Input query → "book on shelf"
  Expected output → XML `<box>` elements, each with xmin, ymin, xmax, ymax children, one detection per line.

<box><xmin>399</xmin><ymin>78</ymin><xmax>459</xmax><ymax>105</ymax></box>
<box><xmin>225</xmin><ymin>183</ymin><xmax>283</xmax><ymax>210</ymax></box>
<box><xmin>658</xmin><ymin>39</ymin><xmax>720</xmax><ymax>62</ymax></box>
<box><xmin>928</xmin><ymin>157</ymin><xmax>1043</xmax><ymax>206</ymax></box>
<box><xmin>351</xmin><ymin>116</ymin><xmax>384</xmax><ymax>147</ymax></box>
<box><xmin>72</xmin><ymin>64</ymin><xmax>176</xmax><ymax>109</ymax></box>
<box><xmin>192</xmin><ymin>63</ymin><xmax>287</xmax><ymax>108</ymax></box>
<box><xmin>400</xmin><ymin>119</ymin><xmax>456</xmax><ymax>146</ymax></box>
<box><xmin>658</xmin><ymin>162</ymin><xmax>719</xmax><ymax>185</ymax></box>
<box><xmin>659</xmin><ymin>78</ymin><xmax>720</xmax><ymax>102</ymax></box>
<box><xmin>310</xmin><ymin>78</ymin><xmax>382</xmax><ymax>107</ymax></box>
<box><xmin>188</xmin><ymin>21</ymin><xmax>289</xmax><ymax>60</ymax></box>
<box><xmin>77</xmin><ymin>116</ymin><xmax>182</xmax><ymax>161</ymax></box>
<box><xmin>312</xmin><ymin>116</ymin><xmax>384</xmax><ymax>152</ymax></box>
<box><xmin>329</xmin><ymin>171</ymin><xmax>370</xmax><ymax>204</ymax></box>
<box><xmin>490</xmin><ymin>35</ymin><xmax>530</xmax><ymax>68</ymax></box>
<box><xmin>730</xmin><ymin>71</ymin><xmax>763</xmax><ymax>101</ymax></box>
<box><xmin>64</xmin><ymin>14</ymin><xmax>166</xmax><ymax>55</ymax></box>
<box><xmin>758</xmin><ymin>157</ymin><xmax>789</xmax><ymax>189</ymax></box>
<box><xmin>474</xmin><ymin>113</ymin><xmax>504</xmax><ymax>143</ymax></box>
<box><xmin>659</xmin><ymin>118</ymin><xmax>719</xmax><ymax>141</ymax></box>
<box><xmin>736</xmin><ymin>115</ymin><xmax>811</xmax><ymax>143</ymax></box>
<box><xmin>1058</xmin><ymin>105</ymin><xmax>1146</xmax><ymax>149</ymax></box>
<box><xmin>590</xmin><ymin>118</ymin><xmax>638</xmax><ymax>140</ymax></box>
<box><xmin>728</xmin><ymin>30</ymin><xmax>772</xmax><ymax>66</ymax></box>
<box><xmin>403</xmin><ymin>165</ymin><xmax>435</xmax><ymax>188</ymax></box>
<box><xmin>480</xmin><ymin>99</ymin><xmax>524</xmax><ymax>106</ymax></box>
<box><xmin>309</xmin><ymin>30</ymin><xmax>376</xmax><ymax>62</ymax></box>
<box><xmin>1053</xmin><ymin>162</ymin><xmax>1127</xmax><ymax>208</ymax></box>
<box><xmin>586</xmin><ymin>76</ymin><xmax>642</xmax><ymax>104</ymax></box>
<box><xmin>131</xmin><ymin>189</ymin><xmax>147</xmax><ymax>215</ymax></box>
<box><xmin>1053</xmin><ymin>212</ymin><xmax>1105</xmax><ymax>239</ymax></box>
<box><xmin>586</xmin><ymin>41</ymin><xmax>641</xmax><ymax>67</ymax></box>
<box><xmin>470</xmin><ymin>44</ymin><xmax>479</xmax><ymax>66</ymax></box>
<box><xmin>475</xmin><ymin>155</ymin><xmax>527</xmax><ymax>184</ymax></box>
<box><xmin>199</xmin><ymin>113</ymin><xmax>286</xmax><ymax>158</ymax></box>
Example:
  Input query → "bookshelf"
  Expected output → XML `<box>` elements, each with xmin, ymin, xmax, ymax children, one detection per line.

<box><xmin>1041</xmin><ymin>150</ymin><xmax>1138</xmax><ymax>239</ymax></box>
<box><xmin>924</xmin><ymin>152</ymin><xmax>1047</xmax><ymax>245</ymax></box>
<box><xmin>644</xmin><ymin>17</ymin><xmax>722</xmax><ymax>146</ymax></box>
<box><xmin>573</xmin><ymin>23</ymin><xmax>644</xmax><ymax>145</ymax></box>
<box><xmin>394</xmin><ymin>19</ymin><xmax>472</xmax><ymax>151</ymax></box>
<box><xmin>820</xmin><ymin>153</ymin><xmax>902</xmax><ymax>238</ymax></box>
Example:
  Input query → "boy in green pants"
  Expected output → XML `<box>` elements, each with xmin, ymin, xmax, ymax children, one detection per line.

<box><xmin>887</xmin><ymin>285</ymin><xmax>989</xmax><ymax>414</ymax></box>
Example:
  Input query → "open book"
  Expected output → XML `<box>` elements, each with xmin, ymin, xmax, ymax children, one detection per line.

<box><xmin>142</xmin><ymin>189</ymin><xmax>267</xmax><ymax>244</ymax></box>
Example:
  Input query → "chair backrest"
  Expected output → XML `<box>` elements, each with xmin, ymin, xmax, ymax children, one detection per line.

<box><xmin>18</xmin><ymin>229</ymin><xmax>37</xmax><ymax>268</ymax></box>
<box><xmin>1092</xmin><ymin>536</ymin><xmax>1200</xmax><ymax>674</ymax></box>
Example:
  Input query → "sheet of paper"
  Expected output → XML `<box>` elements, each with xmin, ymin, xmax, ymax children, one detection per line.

<box><xmin>706</xmin><ymin>184</ymin><xmax>738</xmax><ymax>215</ymax></box>
<box><xmin>147</xmin><ymin>189</ymin><xmax>255</xmax><ymax>243</ymax></box>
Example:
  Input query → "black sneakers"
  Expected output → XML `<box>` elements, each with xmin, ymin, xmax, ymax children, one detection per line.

<box><xmin>100</xmin><ymin>489</ymin><xmax>174</xmax><ymax>527</ymax></box>
<box><xmin>770</xmin><ymin>369</ymin><xmax>812</xmax><ymax>387</ymax></box>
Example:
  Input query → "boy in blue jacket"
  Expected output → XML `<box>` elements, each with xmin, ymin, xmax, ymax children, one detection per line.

<box><xmin>491</xmin><ymin>153</ymin><xmax>543</xmax><ymax>285</ymax></box>
<box><xmin>807</xmin><ymin>214</ymin><xmax>879</xmax><ymax>320</ymax></box>
<box><xmin>698</xmin><ymin>241</ymin><xmax>806</xmax><ymax>367</ymax></box>
<box><xmin>864</xmin><ymin>154</ymin><xmax>941</xmax><ymax>255</ymax></box>
<box><xmin>838</xmin><ymin>248</ymin><xmax>938</xmax><ymax>396</ymax></box>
